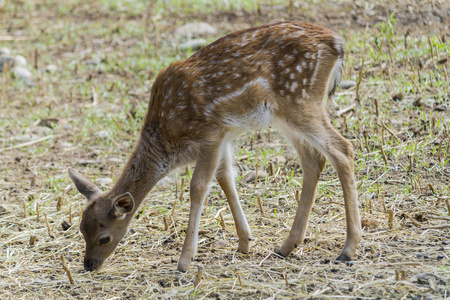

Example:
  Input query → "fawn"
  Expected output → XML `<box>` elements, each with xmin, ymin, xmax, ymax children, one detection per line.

<box><xmin>69</xmin><ymin>21</ymin><xmax>362</xmax><ymax>272</ymax></box>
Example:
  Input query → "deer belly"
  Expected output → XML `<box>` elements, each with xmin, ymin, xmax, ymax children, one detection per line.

<box><xmin>221</xmin><ymin>104</ymin><xmax>274</xmax><ymax>131</ymax></box>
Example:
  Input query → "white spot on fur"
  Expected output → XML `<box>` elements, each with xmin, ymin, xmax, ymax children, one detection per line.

<box><xmin>290</xmin><ymin>73</ymin><xmax>295</xmax><ymax>80</ymax></box>
<box><xmin>215</xmin><ymin>77</ymin><xmax>270</xmax><ymax>102</ymax></box>
<box><xmin>302</xmin><ymin>89</ymin><xmax>310</xmax><ymax>99</ymax></box>
<box><xmin>296</xmin><ymin>65</ymin><xmax>302</xmax><ymax>73</ymax></box>
<box><xmin>310</xmin><ymin>48</ymin><xmax>321</xmax><ymax>85</ymax></box>
<box><xmin>303</xmin><ymin>78</ymin><xmax>307</xmax><ymax>85</ymax></box>
<box><xmin>290</xmin><ymin>82</ymin><xmax>298</xmax><ymax>92</ymax></box>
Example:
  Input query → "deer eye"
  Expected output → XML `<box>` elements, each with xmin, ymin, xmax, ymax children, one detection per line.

<box><xmin>99</xmin><ymin>236</ymin><xmax>111</xmax><ymax>245</ymax></box>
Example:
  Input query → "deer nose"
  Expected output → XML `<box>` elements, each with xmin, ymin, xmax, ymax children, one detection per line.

<box><xmin>84</xmin><ymin>258</ymin><xmax>102</xmax><ymax>271</ymax></box>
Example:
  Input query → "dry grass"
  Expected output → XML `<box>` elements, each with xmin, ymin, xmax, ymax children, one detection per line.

<box><xmin>0</xmin><ymin>0</ymin><xmax>449</xmax><ymax>299</ymax></box>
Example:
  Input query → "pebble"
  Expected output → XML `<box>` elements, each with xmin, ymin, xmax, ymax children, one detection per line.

<box><xmin>61</xmin><ymin>221</ymin><xmax>72</xmax><ymax>231</ymax></box>
<box><xmin>96</xmin><ymin>177</ymin><xmax>113</xmax><ymax>186</ymax></box>
<box><xmin>77</xmin><ymin>159</ymin><xmax>97</xmax><ymax>166</ymax></box>
<box><xmin>10</xmin><ymin>134</ymin><xmax>33</xmax><ymax>142</ymax></box>
<box><xmin>179</xmin><ymin>38</ymin><xmax>207</xmax><ymax>50</ymax></box>
<box><xmin>243</xmin><ymin>170</ymin><xmax>268</xmax><ymax>183</ymax></box>
<box><xmin>44</xmin><ymin>64</ymin><xmax>58</xmax><ymax>73</ymax></box>
<box><xmin>175</xmin><ymin>22</ymin><xmax>216</xmax><ymax>38</ymax></box>
<box><xmin>14</xmin><ymin>55</ymin><xmax>27</xmax><ymax>67</ymax></box>
<box><xmin>95</xmin><ymin>130</ymin><xmax>109</xmax><ymax>139</ymax></box>
<box><xmin>434</xmin><ymin>104</ymin><xmax>447</xmax><ymax>111</ymax></box>
<box><xmin>340</xmin><ymin>80</ymin><xmax>356</xmax><ymax>90</ymax></box>
<box><xmin>392</xmin><ymin>93</ymin><xmax>403</xmax><ymax>101</ymax></box>
<box><xmin>274</xmin><ymin>155</ymin><xmax>286</xmax><ymax>165</ymax></box>
<box><xmin>13</xmin><ymin>66</ymin><xmax>35</xmax><ymax>86</ymax></box>
<box><xmin>0</xmin><ymin>47</ymin><xmax>11</xmax><ymax>55</ymax></box>
<box><xmin>108</xmin><ymin>157</ymin><xmax>122</xmax><ymax>164</ymax></box>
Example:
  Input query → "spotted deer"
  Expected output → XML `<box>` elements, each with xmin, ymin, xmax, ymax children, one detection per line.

<box><xmin>69</xmin><ymin>21</ymin><xmax>362</xmax><ymax>272</ymax></box>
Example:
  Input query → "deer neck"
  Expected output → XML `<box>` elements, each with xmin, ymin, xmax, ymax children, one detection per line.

<box><xmin>108</xmin><ymin>134</ymin><xmax>171</xmax><ymax>211</ymax></box>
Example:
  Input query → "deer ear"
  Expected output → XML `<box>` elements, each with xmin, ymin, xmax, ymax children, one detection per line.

<box><xmin>112</xmin><ymin>193</ymin><xmax>135</xmax><ymax>220</ymax></box>
<box><xmin>68</xmin><ymin>168</ymin><xmax>102</xmax><ymax>201</ymax></box>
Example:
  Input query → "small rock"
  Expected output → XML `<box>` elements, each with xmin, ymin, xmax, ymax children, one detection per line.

<box><xmin>108</xmin><ymin>157</ymin><xmax>122</xmax><ymax>164</ymax></box>
<box><xmin>243</xmin><ymin>170</ymin><xmax>268</xmax><ymax>183</ymax></box>
<box><xmin>0</xmin><ymin>47</ymin><xmax>11</xmax><ymax>55</ymax></box>
<box><xmin>64</xmin><ymin>124</ymin><xmax>72</xmax><ymax>130</ymax></box>
<box><xmin>416</xmin><ymin>273</ymin><xmax>446</xmax><ymax>285</ymax></box>
<box><xmin>179</xmin><ymin>38</ymin><xmax>207</xmax><ymax>50</ymax></box>
<box><xmin>340</xmin><ymin>80</ymin><xmax>356</xmax><ymax>90</ymax></box>
<box><xmin>14</xmin><ymin>55</ymin><xmax>27</xmax><ymax>67</ymax></box>
<box><xmin>13</xmin><ymin>66</ymin><xmax>34</xmax><ymax>86</ymax></box>
<box><xmin>44</xmin><ymin>64</ymin><xmax>58</xmax><ymax>73</ymax></box>
<box><xmin>213</xmin><ymin>240</ymin><xmax>228</xmax><ymax>248</ymax></box>
<box><xmin>60</xmin><ymin>142</ymin><xmax>73</xmax><ymax>148</ymax></box>
<box><xmin>77</xmin><ymin>159</ymin><xmax>97</xmax><ymax>166</ymax></box>
<box><xmin>96</xmin><ymin>177</ymin><xmax>113</xmax><ymax>186</ymax></box>
<box><xmin>392</xmin><ymin>93</ymin><xmax>403</xmax><ymax>101</ymax></box>
<box><xmin>61</xmin><ymin>221</ymin><xmax>72</xmax><ymax>231</ymax></box>
<box><xmin>0</xmin><ymin>205</ymin><xmax>6</xmax><ymax>214</ymax></box>
<box><xmin>38</xmin><ymin>118</ymin><xmax>59</xmax><ymax>128</ymax></box>
<box><xmin>10</xmin><ymin>134</ymin><xmax>33</xmax><ymax>142</ymax></box>
<box><xmin>175</xmin><ymin>22</ymin><xmax>216</xmax><ymax>38</ymax></box>
<box><xmin>0</xmin><ymin>55</ymin><xmax>15</xmax><ymax>72</ymax></box>
<box><xmin>95</xmin><ymin>130</ymin><xmax>109</xmax><ymax>139</ymax></box>
<box><xmin>274</xmin><ymin>155</ymin><xmax>286</xmax><ymax>165</ymax></box>
<box><xmin>434</xmin><ymin>104</ymin><xmax>447</xmax><ymax>111</ymax></box>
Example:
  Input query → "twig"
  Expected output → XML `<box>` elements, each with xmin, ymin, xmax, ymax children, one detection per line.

<box><xmin>336</xmin><ymin>103</ymin><xmax>356</xmax><ymax>117</ymax></box>
<box><xmin>219</xmin><ymin>211</ymin><xmax>226</xmax><ymax>230</ymax></box>
<box><xmin>259</xmin><ymin>252</ymin><xmax>273</xmax><ymax>266</ymax></box>
<box><xmin>377</xmin><ymin>121</ymin><xmax>399</xmax><ymax>141</ymax></box>
<box><xmin>44</xmin><ymin>213</ymin><xmax>55</xmax><ymax>238</ymax></box>
<box><xmin>422</xmin><ymin>224</ymin><xmax>450</xmax><ymax>230</ymax></box>
<box><xmin>61</xmin><ymin>254</ymin><xmax>75</xmax><ymax>284</ymax></box>
<box><xmin>403</xmin><ymin>213</ymin><xmax>421</xmax><ymax>227</ymax></box>
<box><xmin>194</xmin><ymin>264</ymin><xmax>203</xmax><ymax>288</ymax></box>
<box><xmin>0</xmin><ymin>135</ymin><xmax>60</xmax><ymax>153</ymax></box>
<box><xmin>257</xmin><ymin>194</ymin><xmax>264</xmax><ymax>216</ymax></box>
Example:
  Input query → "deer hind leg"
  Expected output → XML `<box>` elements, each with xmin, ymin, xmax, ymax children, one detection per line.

<box><xmin>303</xmin><ymin>120</ymin><xmax>362</xmax><ymax>261</ymax></box>
<box><xmin>178</xmin><ymin>144</ymin><xmax>221</xmax><ymax>272</ymax></box>
<box><xmin>215</xmin><ymin>143</ymin><xmax>251</xmax><ymax>253</ymax></box>
<box><xmin>276</xmin><ymin>141</ymin><xmax>326</xmax><ymax>257</ymax></box>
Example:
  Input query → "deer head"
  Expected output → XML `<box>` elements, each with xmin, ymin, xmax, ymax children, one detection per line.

<box><xmin>68</xmin><ymin>168</ymin><xmax>135</xmax><ymax>271</ymax></box>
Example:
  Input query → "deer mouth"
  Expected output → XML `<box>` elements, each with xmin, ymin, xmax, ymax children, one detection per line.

<box><xmin>84</xmin><ymin>258</ymin><xmax>103</xmax><ymax>271</ymax></box>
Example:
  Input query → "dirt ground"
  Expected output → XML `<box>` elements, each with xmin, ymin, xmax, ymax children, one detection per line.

<box><xmin>0</xmin><ymin>0</ymin><xmax>449</xmax><ymax>299</ymax></box>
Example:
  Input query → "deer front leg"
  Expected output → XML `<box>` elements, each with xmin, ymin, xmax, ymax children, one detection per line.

<box><xmin>277</xmin><ymin>143</ymin><xmax>326</xmax><ymax>256</ymax></box>
<box><xmin>215</xmin><ymin>143</ymin><xmax>251</xmax><ymax>253</ymax></box>
<box><xmin>177</xmin><ymin>146</ymin><xmax>220</xmax><ymax>272</ymax></box>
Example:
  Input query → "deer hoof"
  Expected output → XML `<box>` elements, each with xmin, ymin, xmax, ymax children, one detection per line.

<box><xmin>274</xmin><ymin>246</ymin><xmax>288</xmax><ymax>258</ymax></box>
<box><xmin>177</xmin><ymin>260</ymin><xmax>191</xmax><ymax>272</ymax></box>
<box><xmin>335</xmin><ymin>253</ymin><xmax>351</xmax><ymax>262</ymax></box>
